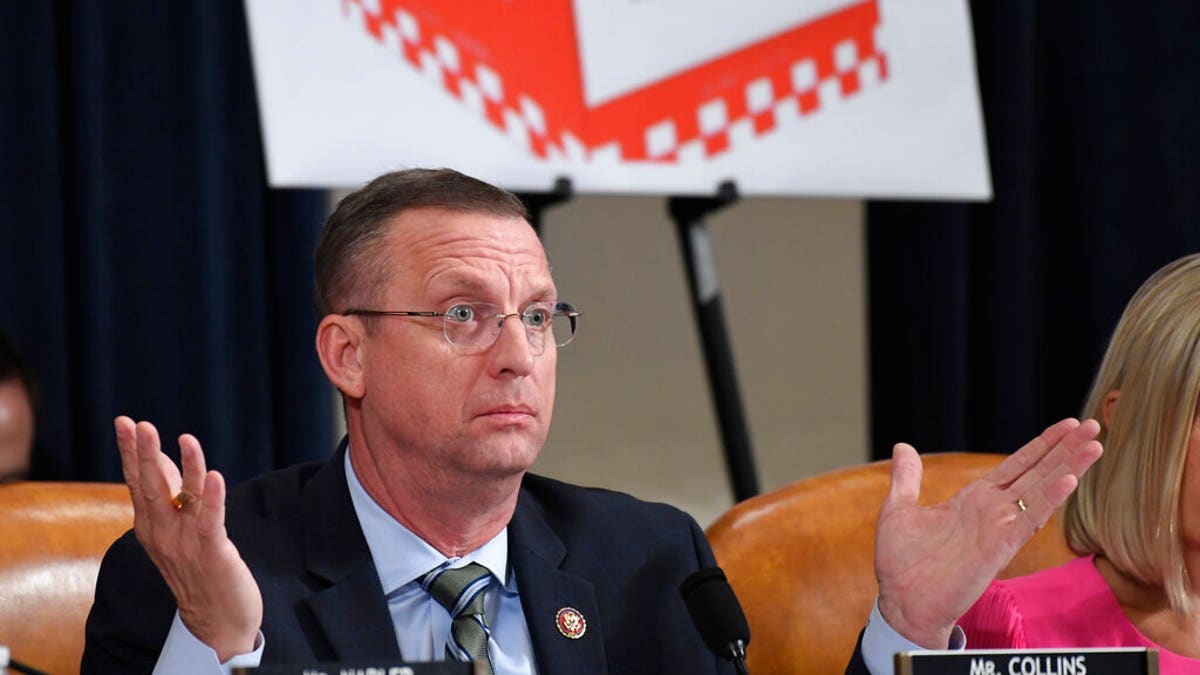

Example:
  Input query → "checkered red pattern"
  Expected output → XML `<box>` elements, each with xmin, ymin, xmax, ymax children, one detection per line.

<box><xmin>342</xmin><ymin>0</ymin><xmax>886</xmax><ymax>163</ymax></box>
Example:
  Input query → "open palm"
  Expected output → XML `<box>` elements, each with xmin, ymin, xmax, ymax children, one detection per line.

<box><xmin>874</xmin><ymin>418</ymin><xmax>1101</xmax><ymax>648</ymax></box>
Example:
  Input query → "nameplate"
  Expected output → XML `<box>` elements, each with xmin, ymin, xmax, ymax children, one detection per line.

<box><xmin>894</xmin><ymin>648</ymin><xmax>1158</xmax><ymax>675</ymax></box>
<box><xmin>234</xmin><ymin>663</ymin><xmax>480</xmax><ymax>675</ymax></box>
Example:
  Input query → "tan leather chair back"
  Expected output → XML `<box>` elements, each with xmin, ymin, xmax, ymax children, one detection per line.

<box><xmin>0</xmin><ymin>482</ymin><xmax>133</xmax><ymax>675</ymax></box>
<box><xmin>706</xmin><ymin>453</ymin><xmax>1074</xmax><ymax>675</ymax></box>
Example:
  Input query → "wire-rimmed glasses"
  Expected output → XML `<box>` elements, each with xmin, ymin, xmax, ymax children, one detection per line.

<box><xmin>342</xmin><ymin>301</ymin><xmax>580</xmax><ymax>354</ymax></box>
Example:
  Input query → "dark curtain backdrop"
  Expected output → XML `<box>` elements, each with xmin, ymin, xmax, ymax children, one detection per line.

<box><xmin>0</xmin><ymin>3</ymin><xmax>333</xmax><ymax>482</ymax></box>
<box><xmin>868</xmin><ymin>3</ymin><xmax>1200</xmax><ymax>459</ymax></box>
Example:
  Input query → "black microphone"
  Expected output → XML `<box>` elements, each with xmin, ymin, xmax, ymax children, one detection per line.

<box><xmin>680</xmin><ymin>566</ymin><xmax>751</xmax><ymax>675</ymax></box>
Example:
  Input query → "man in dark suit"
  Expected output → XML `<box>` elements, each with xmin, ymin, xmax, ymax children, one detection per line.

<box><xmin>83</xmin><ymin>168</ymin><xmax>730</xmax><ymax>674</ymax></box>
<box><xmin>84</xmin><ymin>442</ymin><xmax>726</xmax><ymax>672</ymax></box>
<box><xmin>82</xmin><ymin>168</ymin><xmax>1103</xmax><ymax>674</ymax></box>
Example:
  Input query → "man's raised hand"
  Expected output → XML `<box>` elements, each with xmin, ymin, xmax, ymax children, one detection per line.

<box><xmin>114</xmin><ymin>416</ymin><xmax>263</xmax><ymax>661</ymax></box>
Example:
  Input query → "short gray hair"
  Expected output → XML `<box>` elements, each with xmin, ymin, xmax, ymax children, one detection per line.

<box><xmin>313</xmin><ymin>168</ymin><xmax>529</xmax><ymax>318</ymax></box>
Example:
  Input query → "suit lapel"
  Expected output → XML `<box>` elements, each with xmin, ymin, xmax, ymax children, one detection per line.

<box><xmin>510</xmin><ymin>489</ymin><xmax>608</xmax><ymax>675</ymax></box>
<box><xmin>299</xmin><ymin>440</ymin><xmax>403</xmax><ymax>661</ymax></box>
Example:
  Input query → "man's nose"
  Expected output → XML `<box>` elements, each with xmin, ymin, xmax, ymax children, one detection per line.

<box><xmin>487</xmin><ymin>313</ymin><xmax>536</xmax><ymax>375</ymax></box>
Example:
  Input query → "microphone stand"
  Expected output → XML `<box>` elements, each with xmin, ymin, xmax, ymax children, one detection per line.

<box><xmin>9</xmin><ymin>658</ymin><xmax>50</xmax><ymax>675</ymax></box>
<box><xmin>727</xmin><ymin>638</ymin><xmax>750</xmax><ymax>675</ymax></box>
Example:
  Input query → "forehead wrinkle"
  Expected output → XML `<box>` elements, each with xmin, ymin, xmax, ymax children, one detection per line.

<box><xmin>385</xmin><ymin>210</ymin><xmax>555</xmax><ymax>301</ymax></box>
<box><xmin>418</xmin><ymin>241</ymin><xmax>553</xmax><ymax>296</ymax></box>
<box><xmin>424</xmin><ymin>259</ymin><xmax>556</xmax><ymax>301</ymax></box>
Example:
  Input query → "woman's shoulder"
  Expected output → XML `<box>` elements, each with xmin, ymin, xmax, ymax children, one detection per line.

<box><xmin>959</xmin><ymin>555</ymin><xmax>1119</xmax><ymax>649</ymax></box>
<box><xmin>991</xmin><ymin>555</ymin><xmax>1104</xmax><ymax>598</ymax></box>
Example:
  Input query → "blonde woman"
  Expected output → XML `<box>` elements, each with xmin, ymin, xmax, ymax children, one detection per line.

<box><xmin>958</xmin><ymin>253</ymin><xmax>1200</xmax><ymax>671</ymax></box>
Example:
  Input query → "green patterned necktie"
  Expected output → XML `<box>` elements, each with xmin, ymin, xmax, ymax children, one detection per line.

<box><xmin>423</xmin><ymin>562</ymin><xmax>496</xmax><ymax>675</ymax></box>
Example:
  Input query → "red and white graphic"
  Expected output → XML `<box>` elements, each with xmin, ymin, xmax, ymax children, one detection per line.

<box><xmin>245</xmin><ymin>0</ymin><xmax>990</xmax><ymax>198</ymax></box>
<box><xmin>341</xmin><ymin>0</ymin><xmax>887</xmax><ymax>163</ymax></box>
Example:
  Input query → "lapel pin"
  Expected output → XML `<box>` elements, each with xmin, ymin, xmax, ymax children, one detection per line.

<box><xmin>555</xmin><ymin>606</ymin><xmax>586</xmax><ymax>639</ymax></box>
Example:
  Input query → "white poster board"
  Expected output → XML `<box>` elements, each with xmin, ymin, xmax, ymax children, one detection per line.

<box><xmin>245</xmin><ymin>0</ymin><xmax>991</xmax><ymax>199</ymax></box>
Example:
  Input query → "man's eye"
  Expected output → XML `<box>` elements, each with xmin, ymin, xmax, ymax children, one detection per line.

<box><xmin>447</xmin><ymin>305</ymin><xmax>475</xmax><ymax>322</ymax></box>
<box><xmin>525</xmin><ymin>307</ymin><xmax>549</xmax><ymax>327</ymax></box>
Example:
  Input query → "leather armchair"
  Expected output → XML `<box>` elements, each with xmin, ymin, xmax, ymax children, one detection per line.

<box><xmin>0</xmin><ymin>482</ymin><xmax>132</xmax><ymax>675</ymax></box>
<box><xmin>706</xmin><ymin>453</ymin><xmax>1074</xmax><ymax>675</ymax></box>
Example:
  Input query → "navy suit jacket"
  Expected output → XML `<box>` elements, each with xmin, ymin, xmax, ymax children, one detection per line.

<box><xmin>82</xmin><ymin>445</ymin><xmax>733</xmax><ymax>674</ymax></box>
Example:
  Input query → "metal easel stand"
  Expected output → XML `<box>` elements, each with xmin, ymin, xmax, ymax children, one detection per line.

<box><xmin>516</xmin><ymin>176</ymin><xmax>573</xmax><ymax>237</ymax></box>
<box><xmin>668</xmin><ymin>181</ymin><xmax>760</xmax><ymax>502</ymax></box>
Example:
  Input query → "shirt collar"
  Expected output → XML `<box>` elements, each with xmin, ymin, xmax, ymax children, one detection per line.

<box><xmin>343</xmin><ymin>449</ymin><xmax>512</xmax><ymax>595</ymax></box>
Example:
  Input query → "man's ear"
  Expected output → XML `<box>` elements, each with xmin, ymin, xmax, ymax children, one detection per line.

<box><xmin>316</xmin><ymin>315</ymin><xmax>366</xmax><ymax>399</ymax></box>
<box><xmin>1102</xmin><ymin>389</ymin><xmax>1120</xmax><ymax>428</ymax></box>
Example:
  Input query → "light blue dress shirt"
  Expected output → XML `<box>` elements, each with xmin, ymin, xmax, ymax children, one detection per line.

<box><xmin>862</xmin><ymin>598</ymin><xmax>966</xmax><ymax>675</ymax></box>
<box><xmin>346</xmin><ymin>452</ymin><xmax>539</xmax><ymax>673</ymax></box>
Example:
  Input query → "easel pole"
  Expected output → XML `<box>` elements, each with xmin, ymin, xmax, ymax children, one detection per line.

<box><xmin>669</xmin><ymin>182</ymin><xmax>760</xmax><ymax>501</ymax></box>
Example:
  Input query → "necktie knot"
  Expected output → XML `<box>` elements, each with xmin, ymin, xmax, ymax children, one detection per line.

<box><xmin>422</xmin><ymin>562</ymin><xmax>495</xmax><ymax>674</ymax></box>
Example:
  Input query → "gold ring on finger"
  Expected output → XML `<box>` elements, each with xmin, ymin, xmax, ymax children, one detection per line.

<box><xmin>171</xmin><ymin>491</ymin><xmax>196</xmax><ymax>510</ymax></box>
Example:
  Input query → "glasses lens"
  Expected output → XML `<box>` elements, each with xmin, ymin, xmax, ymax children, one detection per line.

<box><xmin>551</xmin><ymin>302</ymin><xmax>578</xmax><ymax>347</ymax></box>
<box><xmin>443</xmin><ymin>302</ymin><xmax>496</xmax><ymax>350</ymax></box>
<box><xmin>442</xmin><ymin>301</ymin><xmax>578</xmax><ymax>351</ymax></box>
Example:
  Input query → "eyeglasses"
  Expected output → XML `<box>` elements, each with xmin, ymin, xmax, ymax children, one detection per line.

<box><xmin>342</xmin><ymin>300</ymin><xmax>581</xmax><ymax>354</ymax></box>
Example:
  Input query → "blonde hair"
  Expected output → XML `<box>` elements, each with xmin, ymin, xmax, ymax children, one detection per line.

<box><xmin>1064</xmin><ymin>252</ymin><xmax>1200</xmax><ymax>615</ymax></box>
